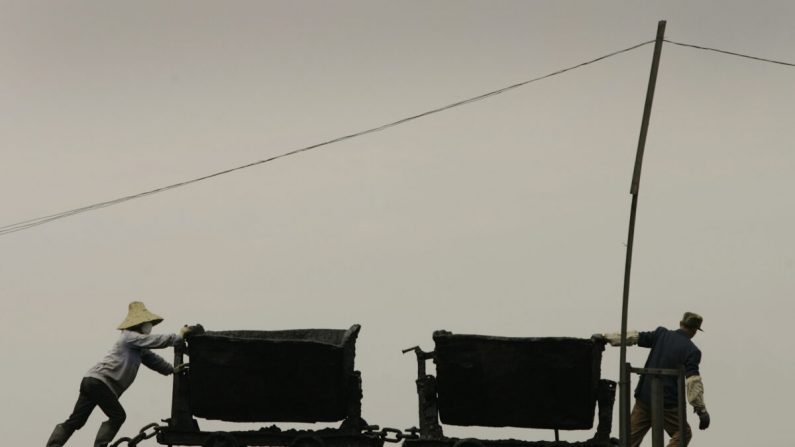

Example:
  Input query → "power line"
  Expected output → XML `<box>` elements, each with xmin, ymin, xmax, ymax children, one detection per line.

<box><xmin>7</xmin><ymin>39</ymin><xmax>791</xmax><ymax>237</ymax></box>
<box><xmin>665</xmin><ymin>39</ymin><xmax>795</xmax><ymax>68</ymax></box>
<box><xmin>0</xmin><ymin>40</ymin><xmax>655</xmax><ymax>237</ymax></box>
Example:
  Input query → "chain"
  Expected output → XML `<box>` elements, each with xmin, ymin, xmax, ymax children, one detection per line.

<box><xmin>109</xmin><ymin>422</ymin><xmax>415</xmax><ymax>446</ymax></box>
<box><xmin>109</xmin><ymin>423</ymin><xmax>161</xmax><ymax>447</ymax></box>
<box><xmin>362</xmin><ymin>425</ymin><xmax>419</xmax><ymax>443</ymax></box>
<box><xmin>379</xmin><ymin>427</ymin><xmax>403</xmax><ymax>443</ymax></box>
<box><xmin>379</xmin><ymin>427</ymin><xmax>420</xmax><ymax>443</ymax></box>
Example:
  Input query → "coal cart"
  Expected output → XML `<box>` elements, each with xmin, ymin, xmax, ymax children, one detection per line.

<box><xmin>403</xmin><ymin>331</ymin><xmax>616</xmax><ymax>447</ymax></box>
<box><xmin>157</xmin><ymin>324</ymin><xmax>384</xmax><ymax>447</ymax></box>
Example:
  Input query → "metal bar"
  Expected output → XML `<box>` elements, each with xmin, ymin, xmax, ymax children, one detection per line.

<box><xmin>650</xmin><ymin>375</ymin><xmax>664</xmax><ymax>447</ymax></box>
<box><xmin>594</xmin><ymin>379</ymin><xmax>617</xmax><ymax>442</ymax></box>
<box><xmin>169</xmin><ymin>341</ymin><xmax>195</xmax><ymax>431</ymax></box>
<box><xmin>630</xmin><ymin>367</ymin><xmax>682</xmax><ymax>376</ymax></box>
<box><xmin>618</xmin><ymin>20</ymin><xmax>667</xmax><ymax>447</ymax></box>
<box><xmin>622</xmin><ymin>363</ymin><xmax>632</xmax><ymax>444</ymax></box>
<box><xmin>158</xmin><ymin>431</ymin><xmax>385</xmax><ymax>447</ymax></box>
<box><xmin>630</xmin><ymin>20</ymin><xmax>668</xmax><ymax>195</ymax></box>
<box><xmin>678</xmin><ymin>367</ymin><xmax>687</xmax><ymax>447</ymax></box>
<box><xmin>404</xmin><ymin>347</ymin><xmax>442</xmax><ymax>439</ymax></box>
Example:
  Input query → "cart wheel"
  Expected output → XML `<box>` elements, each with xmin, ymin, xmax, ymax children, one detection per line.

<box><xmin>203</xmin><ymin>432</ymin><xmax>240</xmax><ymax>447</ymax></box>
<box><xmin>452</xmin><ymin>438</ymin><xmax>485</xmax><ymax>447</ymax></box>
<box><xmin>290</xmin><ymin>435</ymin><xmax>326</xmax><ymax>447</ymax></box>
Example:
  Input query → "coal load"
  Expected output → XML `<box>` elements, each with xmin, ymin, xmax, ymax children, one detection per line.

<box><xmin>187</xmin><ymin>325</ymin><xmax>360</xmax><ymax>423</ymax></box>
<box><xmin>433</xmin><ymin>331</ymin><xmax>603</xmax><ymax>430</ymax></box>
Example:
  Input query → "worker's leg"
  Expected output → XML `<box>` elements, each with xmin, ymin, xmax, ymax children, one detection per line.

<box><xmin>46</xmin><ymin>423</ymin><xmax>76</xmax><ymax>447</ymax></box>
<box><xmin>663</xmin><ymin>407</ymin><xmax>692</xmax><ymax>447</ymax></box>
<box><xmin>47</xmin><ymin>378</ymin><xmax>98</xmax><ymax>446</ymax></box>
<box><xmin>81</xmin><ymin>378</ymin><xmax>126</xmax><ymax>447</ymax></box>
<box><xmin>628</xmin><ymin>401</ymin><xmax>652</xmax><ymax>447</ymax></box>
<box><xmin>95</xmin><ymin>420</ymin><xmax>124</xmax><ymax>447</ymax></box>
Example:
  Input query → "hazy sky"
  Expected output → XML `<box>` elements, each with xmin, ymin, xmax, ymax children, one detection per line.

<box><xmin>2</xmin><ymin>2</ymin><xmax>793</xmax><ymax>446</ymax></box>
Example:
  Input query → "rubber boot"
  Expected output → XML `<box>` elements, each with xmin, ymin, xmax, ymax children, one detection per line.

<box><xmin>46</xmin><ymin>424</ymin><xmax>74</xmax><ymax>447</ymax></box>
<box><xmin>93</xmin><ymin>420</ymin><xmax>121</xmax><ymax>447</ymax></box>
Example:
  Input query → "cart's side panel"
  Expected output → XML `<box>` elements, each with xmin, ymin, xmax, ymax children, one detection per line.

<box><xmin>187</xmin><ymin>326</ymin><xmax>360</xmax><ymax>423</ymax></box>
<box><xmin>433</xmin><ymin>332</ymin><xmax>603</xmax><ymax>430</ymax></box>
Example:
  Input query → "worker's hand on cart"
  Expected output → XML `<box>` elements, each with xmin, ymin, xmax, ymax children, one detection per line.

<box><xmin>174</xmin><ymin>363</ymin><xmax>189</xmax><ymax>374</ymax></box>
<box><xmin>592</xmin><ymin>331</ymin><xmax>639</xmax><ymax>346</ymax></box>
<box><xmin>179</xmin><ymin>323</ymin><xmax>205</xmax><ymax>339</ymax></box>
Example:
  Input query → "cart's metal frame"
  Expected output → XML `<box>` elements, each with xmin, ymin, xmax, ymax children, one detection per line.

<box><xmin>403</xmin><ymin>341</ymin><xmax>618</xmax><ymax>447</ymax></box>
<box><xmin>156</xmin><ymin>339</ymin><xmax>383</xmax><ymax>447</ymax></box>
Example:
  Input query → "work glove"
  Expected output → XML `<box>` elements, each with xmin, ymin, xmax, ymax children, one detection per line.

<box><xmin>697</xmin><ymin>410</ymin><xmax>710</xmax><ymax>430</ymax></box>
<box><xmin>179</xmin><ymin>325</ymin><xmax>191</xmax><ymax>339</ymax></box>
<box><xmin>593</xmin><ymin>331</ymin><xmax>639</xmax><ymax>346</ymax></box>
<box><xmin>174</xmin><ymin>363</ymin><xmax>189</xmax><ymax>374</ymax></box>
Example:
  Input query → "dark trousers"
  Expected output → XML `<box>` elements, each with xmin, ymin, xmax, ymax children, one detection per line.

<box><xmin>62</xmin><ymin>377</ymin><xmax>126</xmax><ymax>431</ymax></box>
<box><xmin>629</xmin><ymin>400</ymin><xmax>692</xmax><ymax>447</ymax></box>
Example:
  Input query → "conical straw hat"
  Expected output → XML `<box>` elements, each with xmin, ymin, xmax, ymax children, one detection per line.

<box><xmin>117</xmin><ymin>301</ymin><xmax>164</xmax><ymax>330</ymax></box>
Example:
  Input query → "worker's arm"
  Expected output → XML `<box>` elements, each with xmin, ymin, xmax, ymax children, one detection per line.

<box><xmin>594</xmin><ymin>327</ymin><xmax>661</xmax><ymax>347</ymax></box>
<box><xmin>595</xmin><ymin>330</ymin><xmax>640</xmax><ymax>347</ymax></box>
<box><xmin>141</xmin><ymin>349</ymin><xmax>174</xmax><ymax>375</ymax></box>
<box><xmin>637</xmin><ymin>327</ymin><xmax>665</xmax><ymax>348</ymax></box>
<box><xmin>684</xmin><ymin>348</ymin><xmax>710</xmax><ymax>429</ymax></box>
<box><xmin>686</xmin><ymin>375</ymin><xmax>706</xmax><ymax>413</ymax></box>
<box><xmin>126</xmin><ymin>332</ymin><xmax>180</xmax><ymax>349</ymax></box>
<box><xmin>686</xmin><ymin>374</ymin><xmax>710</xmax><ymax>429</ymax></box>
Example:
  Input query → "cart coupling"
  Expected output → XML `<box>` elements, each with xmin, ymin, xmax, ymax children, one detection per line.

<box><xmin>378</xmin><ymin>426</ymin><xmax>420</xmax><ymax>443</ymax></box>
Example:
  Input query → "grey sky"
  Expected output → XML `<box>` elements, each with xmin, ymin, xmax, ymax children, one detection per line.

<box><xmin>2</xmin><ymin>1</ymin><xmax>793</xmax><ymax>446</ymax></box>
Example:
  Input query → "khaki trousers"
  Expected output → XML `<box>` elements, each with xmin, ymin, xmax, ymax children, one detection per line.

<box><xmin>629</xmin><ymin>401</ymin><xmax>692</xmax><ymax>447</ymax></box>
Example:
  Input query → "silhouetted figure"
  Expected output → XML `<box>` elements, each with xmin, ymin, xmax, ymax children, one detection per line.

<box><xmin>46</xmin><ymin>302</ymin><xmax>191</xmax><ymax>447</ymax></box>
<box><xmin>597</xmin><ymin>312</ymin><xmax>710</xmax><ymax>447</ymax></box>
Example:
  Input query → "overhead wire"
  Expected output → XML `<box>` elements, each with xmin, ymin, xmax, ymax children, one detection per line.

<box><xmin>664</xmin><ymin>39</ymin><xmax>795</xmax><ymax>68</ymax></box>
<box><xmin>0</xmin><ymin>40</ymin><xmax>656</xmax><ymax>237</ymax></box>
<box><xmin>3</xmin><ymin>38</ymin><xmax>793</xmax><ymax>237</ymax></box>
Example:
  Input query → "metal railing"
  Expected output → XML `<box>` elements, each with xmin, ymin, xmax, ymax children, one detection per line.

<box><xmin>621</xmin><ymin>364</ymin><xmax>686</xmax><ymax>447</ymax></box>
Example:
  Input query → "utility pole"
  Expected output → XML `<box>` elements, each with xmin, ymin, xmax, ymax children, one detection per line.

<box><xmin>619</xmin><ymin>20</ymin><xmax>666</xmax><ymax>447</ymax></box>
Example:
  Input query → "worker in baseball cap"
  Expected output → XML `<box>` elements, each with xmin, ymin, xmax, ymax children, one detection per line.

<box><xmin>46</xmin><ymin>302</ymin><xmax>194</xmax><ymax>447</ymax></box>
<box><xmin>594</xmin><ymin>312</ymin><xmax>710</xmax><ymax>447</ymax></box>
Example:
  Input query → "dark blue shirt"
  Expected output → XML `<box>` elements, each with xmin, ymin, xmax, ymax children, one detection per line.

<box><xmin>634</xmin><ymin>327</ymin><xmax>701</xmax><ymax>408</ymax></box>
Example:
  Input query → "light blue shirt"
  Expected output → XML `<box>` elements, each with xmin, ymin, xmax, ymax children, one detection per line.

<box><xmin>85</xmin><ymin>330</ymin><xmax>180</xmax><ymax>396</ymax></box>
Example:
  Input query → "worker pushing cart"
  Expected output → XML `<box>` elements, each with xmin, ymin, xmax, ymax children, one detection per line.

<box><xmin>596</xmin><ymin>312</ymin><xmax>711</xmax><ymax>447</ymax></box>
<box><xmin>46</xmin><ymin>301</ymin><xmax>193</xmax><ymax>447</ymax></box>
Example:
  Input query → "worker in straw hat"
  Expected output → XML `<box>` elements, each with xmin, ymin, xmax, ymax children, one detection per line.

<box><xmin>46</xmin><ymin>302</ymin><xmax>194</xmax><ymax>447</ymax></box>
<box><xmin>594</xmin><ymin>312</ymin><xmax>710</xmax><ymax>447</ymax></box>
